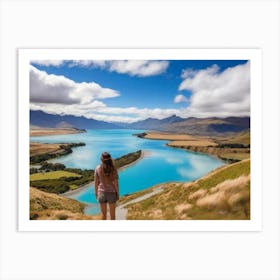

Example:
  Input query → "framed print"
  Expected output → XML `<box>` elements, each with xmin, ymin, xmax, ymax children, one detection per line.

<box><xmin>1</xmin><ymin>0</ymin><xmax>280</xmax><ymax>279</ymax></box>
<box><xmin>18</xmin><ymin>48</ymin><xmax>262</xmax><ymax>231</ymax></box>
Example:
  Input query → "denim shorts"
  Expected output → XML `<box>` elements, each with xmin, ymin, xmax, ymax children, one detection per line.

<box><xmin>97</xmin><ymin>192</ymin><xmax>117</xmax><ymax>203</ymax></box>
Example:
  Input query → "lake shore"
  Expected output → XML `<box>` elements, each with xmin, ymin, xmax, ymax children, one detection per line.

<box><xmin>30</xmin><ymin>127</ymin><xmax>86</xmax><ymax>137</ymax></box>
<box><xmin>62</xmin><ymin>150</ymin><xmax>148</xmax><ymax>197</ymax></box>
<box><xmin>141</xmin><ymin>131</ymin><xmax>218</xmax><ymax>146</ymax></box>
<box><xmin>141</xmin><ymin>131</ymin><xmax>250</xmax><ymax>162</ymax></box>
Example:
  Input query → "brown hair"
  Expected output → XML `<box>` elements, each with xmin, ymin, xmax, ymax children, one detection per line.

<box><xmin>100</xmin><ymin>152</ymin><xmax>117</xmax><ymax>178</ymax></box>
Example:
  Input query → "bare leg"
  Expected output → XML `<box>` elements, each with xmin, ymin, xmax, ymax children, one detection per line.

<box><xmin>100</xmin><ymin>203</ymin><xmax>107</xmax><ymax>220</ymax></box>
<box><xmin>109</xmin><ymin>203</ymin><xmax>116</xmax><ymax>220</ymax></box>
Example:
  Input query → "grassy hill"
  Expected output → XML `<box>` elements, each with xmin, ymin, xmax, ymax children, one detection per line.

<box><xmin>216</xmin><ymin>130</ymin><xmax>250</xmax><ymax>146</ymax></box>
<box><xmin>122</xmin><ymin>159</ymin><xmax>250</xmax><ymax>220</ymax></box>
<box><xmin>30</xmin><ymin>187</ymin><xmax>99</xmax><ymax>220</ymax></box>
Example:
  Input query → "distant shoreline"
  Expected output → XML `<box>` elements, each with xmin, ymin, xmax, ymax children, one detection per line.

<box><xmin>140</xmin><ymin>131</ymin><xmax>250</xmax><ymax>163</ymax></box>
<box><xmin>30</xmin><ymin>127</ymin><xmax>86</xmax><ymax>137</ymax></box>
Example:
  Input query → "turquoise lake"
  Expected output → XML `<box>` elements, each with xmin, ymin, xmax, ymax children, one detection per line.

<box><xmin>30</xmin><ymin>129</ymin><xmax>225</xmax><ymax>214</ymax></box>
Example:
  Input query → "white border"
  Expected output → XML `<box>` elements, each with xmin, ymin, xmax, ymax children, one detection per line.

<box><xmin>18</xmin><ymin>48</ymin><xmax>262</xmax><ymax>232</ymax></box>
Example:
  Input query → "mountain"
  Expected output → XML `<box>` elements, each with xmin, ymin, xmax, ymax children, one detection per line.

<box><xmin>55</xmin><ymin>121</ymin><xmax>75</xmax><ymax>128</ymax></box>
<box><xmin>123</xmin><ymin>114</ymin><xmax>185</xmax><ymax>130</ymax></box>
<box><xmin>127</xmin><ymin>115</ymin><xmax>250</xmax><ymax>136</ymax></box>
<box><xmin>30</xmin><ymin>110</ymin><xmax>250</xmax><ymax>136</ymax></box>
<box><xmin>30</xmin><ymin>110</ymin><xmax>120</xmax><ymax>129</ymax></box>
<box><xmin>161</xmin><ymin>116</ymin><xmax>250</xmax><ymax>136</ymax></box>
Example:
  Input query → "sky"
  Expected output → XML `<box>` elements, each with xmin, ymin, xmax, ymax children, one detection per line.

<box><xmin>30</xmin><ymin>59</ymin><xmax>250</xmax><ymax>123</ymax></box>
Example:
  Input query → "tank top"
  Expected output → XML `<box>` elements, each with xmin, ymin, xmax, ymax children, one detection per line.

<box><xmin>95</xmin><ymin>165</ymin><xmax>118</xmax><ymax>192</ymax></box>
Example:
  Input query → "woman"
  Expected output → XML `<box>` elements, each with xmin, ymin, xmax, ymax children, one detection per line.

<box><xmin>94</xmin><ymin>152</ymin><xmax>119</xmax><ymax>220</ymax></box>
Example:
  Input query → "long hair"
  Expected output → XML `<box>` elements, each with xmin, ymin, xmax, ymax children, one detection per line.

<box><xmin>100</xmin><ymin>152</ymin><xmax>116</xmax><ymax>178</ymax></box>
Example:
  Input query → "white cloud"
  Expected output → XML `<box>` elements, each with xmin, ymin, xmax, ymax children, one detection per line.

<box><xmin>179</xmin><ymin>62</ymin><xmax>250</xmax><ymax>118</ymax></box>
<box><xmin>31</xmin><ymin>60</ymin><xmax>65</xmax><ymax>67</ymax></box>
<box><xmin>69</xmin><ymin>60</ymin><xmax>106</xmax><ymax>68</ymax></box>
<box><xmin>69</xmin><ymin>60</ymin><xmax>169</xmax><ymax>77</ymax></box>
<box><xmin>181</xmin><ymin>68</ymin><xmax>198</xmax><ymax>79</ymax></box>
<box><xmin>30</xmin><ymin>101</ymin><xmax>182</xmax><ymax>124</ymax></box>
<box><xmin>31</xmin><ymin>60</ymin><xmax>169</xmax><ymax>77</ymax></box>
<box><xmin>97</xmin><ymin>107</ymin><xmax>180</xmax><ymax>121</ymax></box>
<box><xmin>30</xmin><ymin>101</ymin><xmax>106</xmax><ymax>118</ymax></box>
<box><xmin>108</xmin><ymin>60</ymin><xmax>169</xmax><ymax>77</ymax></box>
<box><xmin>30</xmin><ymin>64</ymin><xmax>179</xmax><ymax>123</ymax></box>
<box><xmin>30</xmin><ymin>65</ymin><xmax>119</xmax><ymax>105</ymax></box>
<box><xmin>174</xmin><ymin>94</ymin><xmax>189</xmax><ymax>103</ymax></box>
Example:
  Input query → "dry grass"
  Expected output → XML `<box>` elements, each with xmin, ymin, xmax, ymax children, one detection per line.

<box><xmin>175</xmin><ymin>203</ymin><xmax>193</xmax><ymax>214</ymax></box>
<box><xmin>145</xmin><ymin>132</ymin><xmax>217</xmax><ymax>147</ymax></box>
<box><xmin>125</xmin><ymin>159</ymin><xmax>250</xmax><ymax>220</ymax></box>
<box><xmin>217</xmin><ymin>131</ymin><xmax>250</xmax><ymax>146</ymax></box>
<box><xmin>181</xmin><ymin>146</ymin><xmax>250</xmax><ymax>162</ymax></box>
<box><xmin>30</xmin><ymin>209</ymin><xmax>100</xmax><ymax>220</ymax></box>
<box><xmin>188</xmin><ymin>189</ymin><xmax>208</xmax><ymax>201</ymax></box>
<box><xmin>220</xmin><ymin>152</ymin><xmax>250</xmax><ymax>161</ymax></box>
<box><xmin>144</xmin><ymin>131</ymin><xmax>249</xmax><ymax>162</ymax></box>
<box><xmin>29</xmin><ymin>187</ymin><xmax>99</xmax><ymax>220</ymax></box>
<box><xmin>168</xmin><ymin>140</ymin><xmax>218</xmax><ymax>147</ymax></box>
<box><xmin>30</xmin><ymin>128</ymin><xmax>82</xmax><ymax>136</ymax></box>
<box><xmin>196</xmin><ymin>175</ymin><xmax>250</xmax><ymax>211</ymax></box>
<box><xmin>30</xmin><ymin>142</ymin><xmax>64</xmax><ymax>156</ymax></box>
<box><xmin>144</xmin><ymin>132</ymin><xmax>197</xmax><ymax>141</ymax></box>
<box><xmin>30</xmin><ymin>187</ymin><xmax>84</xmax><ymax>212</ymax></box>
<box><xmin>210</xmin><ymin>175</ymin><xmax>250</xmax><ymax>194</ymax></box>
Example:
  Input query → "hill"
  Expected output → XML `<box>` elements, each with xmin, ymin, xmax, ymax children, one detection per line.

<box><xmin>124</xmin><ymin>115</ymin><xmax>184</xmax><ymax>130</ymax></box>
<box><xmin>216</xmin><ymin>130</ymin><xmax>250</xmax><ymax>146</ymax></box>
<box><xmin>120</xmin><ymin>159</ymin><xmax>250</xmax><ymax>220</ymax></box>
<box><xmin>162</xmin><ymin>117</ymin><xmax>250</xmax><ymax>136</ymax></box>
<box><xmin>29</xmin><ymin>187</ymin><xmax>98</xmax><ymax>220</ymax></box>
<box><xmin>128</xmin><ymin>116</ymin><xmax>250</xmax><ymax>136</ymax></box>
<box><xmin>30</xmin><ymin>110</ymin><xmax>250</xmax><ymax>136</ymax></box>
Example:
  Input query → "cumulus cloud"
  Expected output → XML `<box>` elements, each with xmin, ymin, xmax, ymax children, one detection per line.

<box><xmin>31</xmin><ymin>59</ymin><xmax>169</xmax><ymax>77</ymax></box>
<box><xmin>179</xmin><ymin>62</ymin><xmax>250</xmax><ymax>118</ymax></box>
<box><xmin>31</xmin><ymin>60</ymin><xmax>65</xmax><ymax>67</ymax></box>
<box><xmin>108</xmin><ymin>60</ymin><xmax>169</xmax><ymax>77</ymax></box>
<box><xmin>181</xmin><ymin>68</ymin><xmax>198</xmax><ymax>79</ymax></box>
<box><xmin>30</xmin><ymin>64</ymin><xmax>178</xmax><ymax>123</ymax></box>
<box><xmin>30</xmin><ymin>65</ymin><xmax>119</xmax><ymax>105</ymax></box>
<box><xmin>174</xmin><ymin>94</ymin><xmax>189</xmax><ymax>103</ymax></box>
<box><xmin>69</xmin><ymin>60</ymin><xmax>106</xmax><ymax>68</ymax></box>
<box><xmin>69</xmin><ymin>60</ymin><xmax>169</xmax><ymax>77</ymax></box>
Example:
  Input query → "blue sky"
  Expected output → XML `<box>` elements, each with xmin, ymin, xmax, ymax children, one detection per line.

<box><xmin>30</xmin><ymin>59</ymin><xmax>250</xmax><ymax>123</ymax></box>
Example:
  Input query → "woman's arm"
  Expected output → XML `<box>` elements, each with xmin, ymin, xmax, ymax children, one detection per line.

<box><xmin>94</xmin><ymin>169</ymin><xmax>99</xmax><ymax>199</ymax></box>
<box><xmin>114</xmin><ymin>179</ymin><xmax>119</xmax><ymax>193</ymax></box>
<box><xmin>114</xmin><ymin>172</ymin><xmax>119</xmax><ymax>200</ymax></box>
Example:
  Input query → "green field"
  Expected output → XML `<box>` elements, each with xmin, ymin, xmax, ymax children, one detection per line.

<box><xmin>30</xmin><ymin>171</ymin><xmax>81</xmax><ymax>181</ymax></box>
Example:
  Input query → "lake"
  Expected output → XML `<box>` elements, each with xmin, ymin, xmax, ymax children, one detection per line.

<box><xmin>30</xmin><ymin>129</ymin><xmax>225</xmax><ymax>214</ymax></box>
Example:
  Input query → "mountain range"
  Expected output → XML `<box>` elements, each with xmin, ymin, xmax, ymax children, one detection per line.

<box><xmin>30</xmin><ymin>110</ymin><xmax>250</xmax><ymax>136</ymax></box>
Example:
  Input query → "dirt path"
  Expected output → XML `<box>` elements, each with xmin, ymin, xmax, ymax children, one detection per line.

<box><xmin>116</xmin><ymin>187</ymin><xmax>163</xmax><ymax>220</ymax></box>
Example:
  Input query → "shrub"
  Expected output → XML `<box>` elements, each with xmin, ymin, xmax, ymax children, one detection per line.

<box><xmin>30</xmin><ymin>168</ymin><xmax>38</xmax><ymax>174</ymax></box>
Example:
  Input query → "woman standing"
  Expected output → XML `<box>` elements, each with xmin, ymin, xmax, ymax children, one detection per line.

<box><xmin>94</xmin><ymin>152</ymin><xmax>119</xmax><ymax>220</ymax></box>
